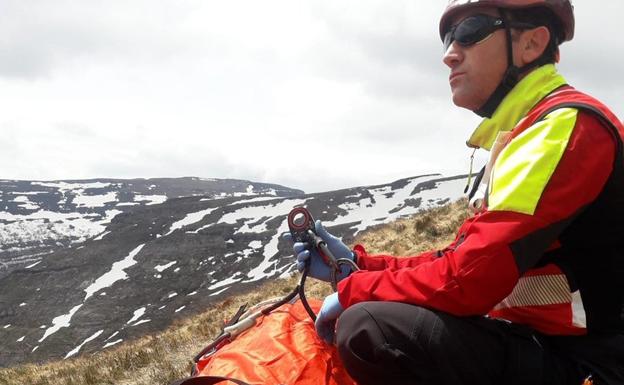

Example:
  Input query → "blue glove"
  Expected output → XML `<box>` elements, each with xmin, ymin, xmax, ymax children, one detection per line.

<box><xmin>315</xmin><ymin>292</ymin><xmax>344</xmax><ymax>344</ymax></box>
<box><xmin>282</xmin><ymin>220</ymin><xmax>355</xmax><ymax>282</ymax></box>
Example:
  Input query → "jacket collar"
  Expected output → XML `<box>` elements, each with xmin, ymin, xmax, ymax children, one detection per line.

<box><xmin>466</xmin><ymin>64</ymin><xmax>568</xmax><ymax>151</ymax></box>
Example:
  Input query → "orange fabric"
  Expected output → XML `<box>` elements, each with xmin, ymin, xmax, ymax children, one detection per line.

<box><xmin>196</xmin><ymin>299</ymin><xmax>356</xmax><ymax>385</ymax></box>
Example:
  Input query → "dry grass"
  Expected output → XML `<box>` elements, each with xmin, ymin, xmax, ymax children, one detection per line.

<box><xmin>0</xmin><ymin>200</ymin><xmax>470</xmax><ymax>385</ymax></box>
<box><xmin>354</xmin><ymin>199</ymin><xmax>470</xmax><ymax>255</ymax></box>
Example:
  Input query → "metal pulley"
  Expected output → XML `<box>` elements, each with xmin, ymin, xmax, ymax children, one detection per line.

<box><xmin>287</xmin><ymin>207</ymin><xmax>359</xmax><ymax>291</ymax></box>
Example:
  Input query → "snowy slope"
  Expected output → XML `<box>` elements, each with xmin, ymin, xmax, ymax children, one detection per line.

<box><xmin>0</xmin><ymin>177</ymin><xmax>302</xmax><ymax>278</ymax></box>
<box><xmin>0</xmin><ymin>173</ymin><xmax>466</xmax><ymax>367</ymax></box>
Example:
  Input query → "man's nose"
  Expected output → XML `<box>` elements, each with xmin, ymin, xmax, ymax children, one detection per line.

<box><xmin>443</xmin><ymin>41</ymin><xmax>463</xmax><ymax>68</ymax></box>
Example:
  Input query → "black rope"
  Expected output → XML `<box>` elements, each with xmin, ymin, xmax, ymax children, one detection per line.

<box><xmin>298</xmin><ymin>266</ymin><xmax>317</xmax><ymax>322</ymax></box>
<box><xmin>261</xmin><ymin>283</ymin><xmax>300</xmax><ymax>316</ymax></box>
<box><xmin>193</xmin><ymin>332</ymin><xmax>231</xmax><ymax>363</ymax></box>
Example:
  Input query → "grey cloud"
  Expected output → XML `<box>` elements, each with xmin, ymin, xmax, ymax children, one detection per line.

<box><xmin>306</xmin><ymin>39</ymin><xmax>449</xmax><ymax>103</ymax></box>
<box><xmin>304</xmin><ymin>5</ymin><xmax>450</xmax><ymax>102</ymax></box>
<box><xmin>0</xmin><ymin>3</ymin><xmax>111</xmax><ymax>79</ymax></box>
<box><xmin>0</xmin><ymin>1</ymin><xmax>195</xmax><ymax>80</ymax></box>
<box><xmin>555</xmin><ymin>2</ymin><xmax>624</xmax><ymax>116</ymax></box>
<box><xmin>88</xmin><ymin>143</ymin><xmax>237</xmax><ymax>182</ymax></box>
<box><xmin>96</xmin><ymin>141</ymin><xmax>365</xmax><ymax>194</ymax></box>
<box><xmin>0</xmin><ymin>26</ymin><xmax>96</xmax><ymax>79</ymax></box>
<box><xmin>560</xmin><ymin>45</ymin><xmax>623</xmax><ymax>106</ymax></box>
<box><xmin>355</xmin><ymin>35</ymin><xmax>450</xmax><ymax>101</ymax></box>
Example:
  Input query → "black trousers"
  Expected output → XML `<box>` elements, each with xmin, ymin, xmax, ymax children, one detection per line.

<box><xmin>335</xmin><ymin>302</ymin><xmax>620</xmax><ymax>385</ymax></box>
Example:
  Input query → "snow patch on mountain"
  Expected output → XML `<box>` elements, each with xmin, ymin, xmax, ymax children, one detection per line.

<box><xmin>33</xmin><ymin>181</ymin><xmax>113</xmax><ymax>192</ymax></box>
<box><xmin>0</xmin><ymin>209</ymin><xmax>122</xmax><ymax>252</ymax></box>
<box><xmin>165</xmin><ymin>208</ymin><xmax>217</xmax><ymax>236</ymax></box>
<box><xmin>12</xmin><ymin>196</ymin><xmax>39</xmax><ymax>210</ymax></box>
<box><xmin>65</xmin><ymin>330</ymin><xmax>103</xmax><ymax>359</ymax></box>
<box><xmin>134</xmin><ymin>195</ymin><xmax>167</xmax><ymax>206</ymax></box>
<box><xmin>208</xmin><ymin>272</ymin><xmax>243</xmax><ymax>291</ymax></box>
<box><xmin>209</xmin><ymin>287</ymin><xmax>230</xmax><ymax>296</ymax></box>
<box><xmin>25</xmin><ymin>260</ymin><xmax>42</xmax><ymax>269</ymax></box>
<box><xmin>248</xmin><ymin>240</ymin><xmax>262</xmax><ymax>249</ymax></box>
<box><xmin>104</xmin><ymin>331</ymin><xmax>119</xmax><ymax>341</ymax></box>
<box><xmin>73</xmin><ymin>192</ymin><xmax>117</xmax><ymax>208</ymax></box>
<box><xmin>93</xmin><ymin>231</ymin><xmax>111</xmax><ymax>241</ymax></box>
<box><xmin>246</xmin><ymin>219</ymin><xmax>290</xmax><ymax>282</ymax></box>
<box><xmin>127</xmin><ymin>307</ymin><xmax>147</xmax><ymax>325</ymax></box>
<box><xmin>154</xmin><ymin>261</ymin><xmax>177</xmax><ymax>272</ymax></box>
<box><xmin>39</xmin><ymin>304</ymin><xmax>83</xmax><ymax>343</ymax></box>
<box><xmin>83</xmin><ymin>244</ymin><xmax>145</xmax><ymax>301</ymax></box>
<box><xmin>209</xmin><ymin>196</ymin><xmax>279</xmax><ymax>204</ymax></box>
<box><xmin>102</xmin><ymin>339</ymin><xmax>123</xmax><ymax>349</ymax></box>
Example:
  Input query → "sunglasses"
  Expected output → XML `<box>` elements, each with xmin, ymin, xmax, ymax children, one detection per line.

<box><xmin>443</xmin><ymin>14</ymin><xmax>536</xmax><ymax>51</ymax></box>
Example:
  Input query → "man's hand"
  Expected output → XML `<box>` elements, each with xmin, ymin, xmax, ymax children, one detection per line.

<box><xmin>282</xmin><ymin>220</ymin><xmax>355</xmax><ymax>282</ymax></box>
<box><xmin>315</xmin><ymin>292</ymin><xmax>344</xmax><ymax>344</ymax></box>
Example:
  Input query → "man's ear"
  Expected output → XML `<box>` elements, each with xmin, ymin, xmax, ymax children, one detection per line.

<box><xmin>520</xmin><ymin>26</ymin><xmax>551</xmax><ymax>64</ymax></box>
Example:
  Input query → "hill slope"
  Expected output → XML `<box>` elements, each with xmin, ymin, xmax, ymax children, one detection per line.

<box><xmin>0</xmin><ymin>199</ymin><xmax>471</xmax><ymax>385</ymax></box>
<box><xmin>0</xmin><ymin>173</ymin><xmax>466</xmax><ymax>367</ymax></box>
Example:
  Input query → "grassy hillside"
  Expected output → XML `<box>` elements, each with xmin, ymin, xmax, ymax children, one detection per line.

<box><xmin>0</xmin><ymin>200</ymin><xmax>470</xmax><ymax>385</ymax></box>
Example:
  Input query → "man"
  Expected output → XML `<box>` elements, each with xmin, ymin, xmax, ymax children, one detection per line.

<box><xmin>286</xmin><ymin>1</ymin><xmax>624</xmax><ymax>384</ymax></box>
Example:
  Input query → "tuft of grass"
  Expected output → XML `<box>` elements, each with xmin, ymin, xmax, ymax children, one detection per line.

<box><xmin>353</xmin><ymin>199</ymin><xmax>470</xmax><ymax>255</ymax></box>
<box><xmin>0</xmin><ymin>200</ymin><xmax>470</xmax><ymax>385</ymax></box>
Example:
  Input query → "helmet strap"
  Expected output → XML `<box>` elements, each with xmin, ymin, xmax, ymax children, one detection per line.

<box><xmin>474</xmin><ymin>9</ymin><xmax>542</xmax><ymax>118</ymax></box>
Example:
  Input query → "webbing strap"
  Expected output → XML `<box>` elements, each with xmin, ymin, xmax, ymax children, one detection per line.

<box><xmin>170</xmin><ymin>375</ymin><xmax>252</xmax><ymax>385</ymax></box>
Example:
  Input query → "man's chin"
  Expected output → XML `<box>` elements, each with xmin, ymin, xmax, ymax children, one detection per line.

<box><xmin>452</xmin><ymin>92</ymin><xmax>481</xmax><ymax>111</ymax></box>
<box><xmin>451</xmin><ymin>97</ymin><xmax>472</xmax><ymax>110</ymax></box>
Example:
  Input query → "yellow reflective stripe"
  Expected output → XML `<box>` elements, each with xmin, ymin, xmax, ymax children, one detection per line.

<box><xmin>467</xmin><ymin>64</ymin><xmax>567</xmax><ymax>150</ymax></box>
<box><xmin>488</xmin><ymin>108</ymin><xmax>579</xmax><ymax>215</ymax></box>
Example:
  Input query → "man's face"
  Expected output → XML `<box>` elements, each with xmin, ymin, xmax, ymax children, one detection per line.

<box><xmin>442</xmin><ymin>7</ymin><xmax>509</xmax><ymax>111</ymax></box>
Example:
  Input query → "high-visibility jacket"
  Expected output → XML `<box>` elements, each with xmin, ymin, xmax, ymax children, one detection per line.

<box><xmin>337</xmin><ymin>64</ymin><xmax>624</xmax><ymax>337</ymax></box>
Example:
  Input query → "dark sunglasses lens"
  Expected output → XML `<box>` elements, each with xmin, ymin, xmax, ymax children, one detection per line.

<box><xmin>444</xmin><ymin>15</ymin><xmax>502</xmax><ymax>50</ymax></box>
<box><xmin>455</xmin><ymin>16</ymin><xmax>492</xmax><ymax>45</ymax></box>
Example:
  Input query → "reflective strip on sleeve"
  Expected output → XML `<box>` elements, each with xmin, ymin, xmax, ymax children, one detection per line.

<box><xmin>493</xmin><ymin>274</ymin><xmax>571</xmax><ymax>310</ymax></box>
<box><xmin>488</xmin><ymin>108</ymin><xmax>579</xmax><ymax>215</ymax></box>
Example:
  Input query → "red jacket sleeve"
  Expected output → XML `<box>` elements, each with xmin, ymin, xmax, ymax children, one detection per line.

<box><xmin>353</xmin><ymin>236</ymin><xmax>462</xmax><ymax>271</ymax></box>
<box><xmin>338</xmin><ymin>112</ymin><xmax>616</xmax><ymax>315</ymax></box>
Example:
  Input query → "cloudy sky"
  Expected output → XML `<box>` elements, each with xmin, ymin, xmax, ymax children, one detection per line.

<box><xmin>1</xmin><ymin>1</ymin><xmax>622</xmax><ymax>193</ymax></box>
